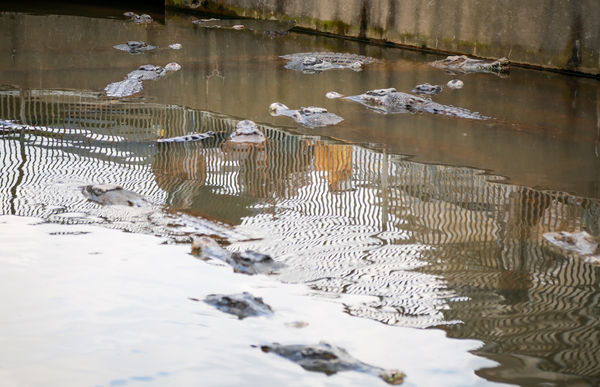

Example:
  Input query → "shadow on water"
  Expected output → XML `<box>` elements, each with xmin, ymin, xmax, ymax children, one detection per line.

<box><xmin>1</xmin><ymin>5</ymin><xmax>599</xmax><ymax>387</ymax></box>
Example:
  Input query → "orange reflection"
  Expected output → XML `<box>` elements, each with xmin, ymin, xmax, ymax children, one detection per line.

<box><xmin>313</xmin><ymin>142</ymin><xmax>353</xmax><ymax>192</ymax></box>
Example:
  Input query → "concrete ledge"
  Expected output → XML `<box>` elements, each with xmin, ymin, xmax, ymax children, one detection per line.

<box><xmin>166</xmin><ymin>0</ymin><xmax>600</xmax><ymax>77</ymax></box>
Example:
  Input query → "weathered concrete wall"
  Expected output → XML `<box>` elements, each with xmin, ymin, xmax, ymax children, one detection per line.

<box><xmin>166</xmin><ymin>0</ymin><xmax>600</xmax><ymax>76</ymax></box>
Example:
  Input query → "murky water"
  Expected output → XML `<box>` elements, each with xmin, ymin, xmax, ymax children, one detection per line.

<box><xmin>0</xmin><ymin>3</ymin><xmax>599</xmax><ymax>386</ymax></box>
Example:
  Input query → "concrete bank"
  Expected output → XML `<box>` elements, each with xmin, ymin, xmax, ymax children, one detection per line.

<box><xmin>166</xmin><ymin>0</ymin><xmax>600</xmax><ymax>77</ymax></box>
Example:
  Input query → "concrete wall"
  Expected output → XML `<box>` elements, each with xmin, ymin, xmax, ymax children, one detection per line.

<box><xmin>166</xmin><ymin>0</ymin><xmax>600</xmax><ymax>76</ymax></box>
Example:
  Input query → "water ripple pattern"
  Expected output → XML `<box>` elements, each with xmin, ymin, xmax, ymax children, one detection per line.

<box><xmin>1</xmin><ymin>87</ymin><xmax>599</xmax><ymax>381</ymax></box>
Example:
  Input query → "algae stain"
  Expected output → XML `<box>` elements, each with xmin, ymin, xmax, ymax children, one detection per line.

<box><xmin>318</xmin><ymin>20</ymin><xmax>350</xmax><ymax>35</ymax></box>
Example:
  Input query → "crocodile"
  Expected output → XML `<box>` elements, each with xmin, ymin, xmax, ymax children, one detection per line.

<box><xmin>264</xmin><ymin>30</ymin><xmax>289</xmax><ymax>38</ymax></box>
<box><xmin>269</xmin><ymin>103</ymin><xmax>343</xmax><ymax>128</ymax></box>
<box><xmin>430</xmin><ymin>55</ymin><xmax>510</xmax><ymax>75</ymax></box>
<box><xmin>193</xmin><ymin>18</ymin><xmax>295</xmax><ymax>36</ymax></box>
<box><xmin>82</xmin><ymin>184</ymin><xmax>148</xmax><ymax>207</ymax></box>
<box><xmin>191</xmin><ymin>236</ymin><xmax>284</xmax><ymax>275</ymax></box>
<box><xmin>227</xmin><ymin>120</ymin><xmax>266</xmax><ymax>144</ymax></box>
<box><xmin>104</xmin><ymin>78</ymin><xmax>144</xmax><ymax>98</ymax></box>
<box><xmin>280</xmin><ymin>52</ymin><xmax>377</xmax><ymax>74</ymax></box>
<box><xmin>193</xmin><ymin>19</ymin><xmax>244</xmax><ymax>30</ymax></box>
<box><xmin>157</xmin><ymin>131</ymin><xmax>216</xmax><ymax>143</ymax></box>
<box><xmin>123</xmin><ymin>12</ymin><xmax>153</xmax><ymax>24</ymax></box>
<box><xmin>543</xmin><ymin>231</ymin><xmax>600</xmax><ymax>265</ymax></box>
<box><xmin>104</xmin><ymin>62</ymin><xmax>181</xmax><ymax>98</ymax></box>
<box><xmin>202</xmin><ymin>292</ymin><xmax>273</xmax><ymax>319</ymax></box>
<box><xmin>411</xmin><ymin>83</ymin><xmax>443</xmax><ymax>96</ymax></box>
<box><xmin>113</xmin><ymin>41</ymin><xmax>156</xmax><ymax>54</ymax></box>
<box><xmin>260</xmin><ymin>342</ymin><xmax>405</xmax><ymax>385</ymax></box>
<box><xmin>326</xmin><ymin>88</ymin><xmax>488</xmax><ymax>120</ymax></box>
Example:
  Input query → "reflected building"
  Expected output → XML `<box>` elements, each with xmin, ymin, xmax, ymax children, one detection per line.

<box><xmin>313</xmin><ymin>142</ymin><xmax>353</xmax><ymax>192</ymax></box>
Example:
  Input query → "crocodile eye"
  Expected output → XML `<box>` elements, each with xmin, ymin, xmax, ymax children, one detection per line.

<box><xmin>367</xmin><ymin>88</ymin><xmax>394</xmax><ymax>96</ymax></box>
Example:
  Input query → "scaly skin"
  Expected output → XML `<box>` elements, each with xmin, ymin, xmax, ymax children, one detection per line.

<box><xmin>281</xmin><ymin>52</ymin><xmax>377</xmax><ymax>73</ymax></box>
<box><xmin>104</xmin><ymin>63</ymin><xmax>181</xmax><ymax>98</ymax></box>
<box><xmin>157</xmin><ymin>131</ymin><xmax>216</xmax><ymax>143</ymax></box>
<box><xmin>430</xmin><ymin>55</ymin><xmax>510</xmax><ymax>75</ymax></box>
<box><xmin>104</xmin><ymin>78</ymin><xmax>143</xmax><ymax>98</ymax></box>
<box><xmin>332</xmin><ymin>88</ymin><xmax>488</xmax><ymax>120</ymax></box>
<box><xmin>113</xmin><ymin>41</ymin><xmax>156</xmax><ymax>54</ymax></box>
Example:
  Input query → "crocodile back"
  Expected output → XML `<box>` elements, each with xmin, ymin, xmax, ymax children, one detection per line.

<box><xmin>281</xmin><ymin>52</ymin><xmax>377</xmax><ymax>66</ymax></box>
<box><xmin>104</xmin><ymin>79</ymin><xmax>143</xmax><ymax>98</ymax></box>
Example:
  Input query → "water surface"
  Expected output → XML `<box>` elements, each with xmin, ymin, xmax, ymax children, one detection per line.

<box><xmin>0</xmin><ymin>4</ymin><xmax>599</xmax><ymax>386</ymax></box>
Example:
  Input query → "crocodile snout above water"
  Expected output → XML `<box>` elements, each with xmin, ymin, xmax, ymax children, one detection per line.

<box><xmin>269</xmin><ymin>103</ymin><xmax>344</xmax><ymax>127</ymax></box>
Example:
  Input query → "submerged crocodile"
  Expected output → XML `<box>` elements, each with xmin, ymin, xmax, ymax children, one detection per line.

<box><xmin>269</xmin><ymin>103</ymin><xmax>343</xmax><ymax>128</ymax></box>
<box><xmin>193</xmin><ymin>18</ymin><xmax>295</xmax><ymax>36</ymax></box>
<box><xmin>82</xmin><ymin>184</ymin><xmax>148</xmax><ymax>207</ymax></box>
<box><xmin>411</xmin><ymin>83</ymin><xmax>443</xmax><ymax>96</ymax></box>
<box><xmin>123</xmin><ymin>12</ymin><xmax>153</xmax><ymax>24</ymax></box>
<box><xmin>260</xmin><ymin>342</ymin><xmax>405</xmax><ymax>385</ymax></box>
<box><xmin>202</xmin><ymin>292</ymin><xmax>273</xmax><ymax>319</ymax></box>
<box><xmin>104</xmin><ymin>63</ymin><xmax>181</xmax><ymax>98</ymax></box>
<box><xmin>280</xmin><ymin>52</ymin><xmax>377</xmax><ymax>74</ymax></box>
<box><xmin>191</xmin><ymin>236</ymin><xmax>284</xmax><ymax>275</ymax></box>
<box><xmin>192</xmin><ymin>18</ymin><xmax>245</xmax><ymax>30</ymax></box>
<box><xmin>326</xmin><ymin>88</ymin><xmax>488</xmax><ymax>120</ymax></box>
<box><xmin>157</xmin><ymin>131</ymin><xmax>216</xmax><ymax>143</ymax></box>
<box><xmin>430</xmin><ymin>55</ymin><xmax>510</xmax><ymax>75</ymax></box>
<box><xmin>113</xmin><ymin>41</ymin><xmax>156</xmax><ymax>54</ymax></box>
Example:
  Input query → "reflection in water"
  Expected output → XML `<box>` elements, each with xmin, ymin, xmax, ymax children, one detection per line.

<box><xmin>314</xmin><ymin>143</ymin><xmax>353</xmax><ymax>192</ymax></box>
<box><xmin>153</xmin><ymin>142</ymin><xmax>208</xmax><ymax>208</ymax></box>
<box><xmin>1</xmin><ymin>6</ymin><xmax>600</xmax><ymax>386</ymax></box>
<box><xmin>1</xmin><ymin>87</ymin><xmax>600</xmax><ymax>384</ymax></box>
<box><xmin>2</xmin><ymin>9</ymin><xmax>599</xmax><ymax>196</ymax></box>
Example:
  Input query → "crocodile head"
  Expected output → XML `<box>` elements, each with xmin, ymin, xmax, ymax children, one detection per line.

<box><xmin>229</xmin><ymin>120</ymin><xmax>265</xmax><ymax>143</ymax></box>
<box><xmin>362</xmin><ymin>88</ymin><xmax>397</xmax><ymax>104</ymax></box>
<box><xmin>269</xmin><ymin>102</ymin><xmax>290</xmax><ymax>116</ymax></box>
<box><xmin>133</xmin><ymin>14</ymin><xmax>153</xmax><ymax>23</ymax></box>
<box><xmin>232</xmin><ymin>120</ymin><xmax>261</xmax><ymax>136</ymax></box>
